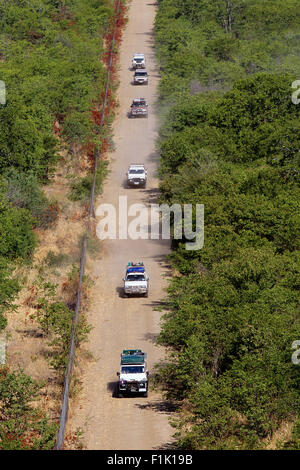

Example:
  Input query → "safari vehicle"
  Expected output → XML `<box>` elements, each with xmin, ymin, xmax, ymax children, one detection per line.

<box><xmin>129</xmin><ymin>98</ymin><xmax>148</xmax><ymax>118</ymax></box>
<box><xmin>123</xmin><ymin>262</ymin><xmax>149</xmax><ymax>297</ymax></box>
<box><xmin>116</xmin><ymin>349</ymin><xmax>149</xmax><ymax>397</ymax></box>
<box><xmin>132</xmin><ymin>53</ymin><xmax>146</xmax><ymax>69</ymax></box>
<box><xmin>127</xmin><ymin>164</ymin><xmax>147</xmax><ymax>187</ymax></box>
<box><xmin>133</xmin><ymin>70</ymin><xmax>148</xmax><ymax>85</ymax></box>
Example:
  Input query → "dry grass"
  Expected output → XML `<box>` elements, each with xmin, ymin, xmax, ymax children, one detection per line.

<box><xmin>5</xmin><ymin>144</ymin><xmax>97</xmax><ymax>422</ymax></box>
<box><xmin>264</xmin><ymin>421</ymin><xmax>294</xmax><ymax>450</ymax></box>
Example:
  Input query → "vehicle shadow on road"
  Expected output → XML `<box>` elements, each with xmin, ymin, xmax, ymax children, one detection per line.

<box><xmin>143</xmin><ymin>300</ymin><xmax>169</xmax><ymax>310</ymax></box>
<box><xmin>116</xmin><ymin>287</ymin><xmax>150</xmax><ymax>299</ymax></box>
<box><xmin>121</xmin><ymin>179</ymin><xmax>129</xmax><ymax>189</ymax></box>
<box><xmin>146</xmin><ymin>151</ymin><xmax>159</xmax><ymax>164</ymax></box>
<box><xmin>151</xmin><ymin>253</ymin><xmax>172</xmax><ymax>269</ymax></box>
<box><xmin>116</xmin><ymin>286</ymin><xmax>125</xmax><ymax>298</ymax></box>
<box><xmin>107</xmin><ymin>381</ymin><xmax>117</xmax><ymax>393</ymax></box>
<box><xmin>143</xmin><ymin>332</ymin><xmax>159</xmax><ymax>343</ymax></box>
<box><xmin>107</xmin><ymin>381</ymin><xmax>121</xmax><ymax>398</ymax></box>
<box><xmin>108</xmin><ymin>381</ymin><xmax>151</xmax><ymax>399</ymax></box>
<box><xmin>107</xmin><ymin>381</ymin><xmax>115</xmax><ymax>391</ymax></box>
<box><xmin>130</xmin><ymin>81</ymin><xmax>148</xmax><ymax>86</ymax></box>
<box><xmin>134</xmin><ymin>30</ymin><xmax>155</xmax><ymax>37</ymax></box>
<box><xmin>153</xmin><ymin>442</ymin><xmax>176</xmax><ymax>450</ymax></box>
<box><xmin>140</xmin><ymin>187</ymin><xmax>160</xmax><ymax>204</ymax></box>
<box><xmin>135</xmin><ymin>400</ymin><xmax>177</xmax><ymax>414</ymax></box>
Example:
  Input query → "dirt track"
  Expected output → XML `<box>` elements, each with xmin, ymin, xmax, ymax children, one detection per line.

<box><xmin>67</xmin><ymin>0</ymin><xmax>174</xmax><ymax>450</ymax></box>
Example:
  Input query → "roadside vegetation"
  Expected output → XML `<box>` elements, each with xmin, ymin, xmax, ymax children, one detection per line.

<box><xmin>155</xmin><ymin>0</ymin><xmax>300</xmax><ymax>449</ymax></box>
<box><xmin>0</xmin><ymin>0</ymin><xmax>114</xmax><ymax>449</ymax></box>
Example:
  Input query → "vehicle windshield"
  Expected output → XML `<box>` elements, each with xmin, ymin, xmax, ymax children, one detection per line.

<box><xmin>126</xmin><ymin>274</ymin><xmax>146</xmax><ymax>281</ymax></box>
<box><xmin>129</xmin><ymin>169</ymin><xmax>144</xmax><ymax>174</ymax></box>
<box><xmin>135</xmin><ymin>72</ymin><xmax>147</xmax><ymax>76</ymax></box>
<box><xmin>134</xmin><ymin>58</ymin><xmax>143</xmax><ymax>62</ymax></box>
<box><xmin>121</xmin><ymin>366</ymin><xmax>144</xmax><ymax>374</ymax></box>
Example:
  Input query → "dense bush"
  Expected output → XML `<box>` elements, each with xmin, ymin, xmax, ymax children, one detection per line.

<box><xmin>0</xmin><ymin>0</ymin><xmax>113</xmax><ymax>333</ymax></box>
<box><xmin>34</xmin><ymin>279</ymin><xmax>91</xmax><ymax>374</ymax></box>
<box><xmin>0</xmin><ymin>258</ymin><xmax>20</xmax><ymax>331</ymax></box>
<box><xmin>155</xmin><ymin>0</ymin><xmax>300</xmax><ymax>449</ymax></box>
<box><xmin>5</xmin><ymin>168</ymin><xmax>59</xmax><ymax>228</ymax></box>
<box><xmin>0</xmin><ymin>0</ymin><xmax>112</xmax><ymax>178</ymax></box>
<box><xmin>69</xmin><ymin>160</ymin><xmax>108</xmax><ymax>202</ymax></box>
<box><xmin>156</xmin><ymin>0</ymin><xmax>300</xmax><ymax>101</ymax></box>
<box><xmin>0</xmin><ymin>0</ymin><xmax>113</xmax><ymax>449</ymax></box>
<box><xmin>0</xmin><ymin>366</ymin><xmax>57</xmax><ymax>449</ymax></box>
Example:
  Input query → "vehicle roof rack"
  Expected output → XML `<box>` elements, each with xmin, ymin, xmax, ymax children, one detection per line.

<box><xmin>127</xmin><ymin>266</ymin><xmax>145</xmax><ymax>274</ymax></box>
<box><xmin>122</xmin><ymin>349</ymin><xmax>142</xmax><ymax>355</ymax></box>
<box><xmin>127</xmin><ymin>261</ymin><xmax>144</xmax><ymax>266</ymax></box>
<box><xmin>121</xmin><ymin>350</ymin><xmax>146</xmax><ymax>365</ymax></box>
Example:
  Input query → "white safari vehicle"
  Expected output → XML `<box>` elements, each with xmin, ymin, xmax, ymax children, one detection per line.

<box><xmin>127</xmin><ymin>164</ymin><xmax>147</xmax><ymax>187</ymax></box>
<box><xmin>133</xmin><ymin>69</ymin><xmax>148</xmax><ymax>85</ymax></box>
<box><xmin>116</xmin><ymin>349</ymin><xmax>149</xmax><ymax>397</ymax></box>
<box><xmin>132</xmin><ymin>53</ymin><xmax>146</xmax><ymax>69</ymax></box>
<box><xmin>123</xmin><ymin>262</ymin><xmax>149</xmax><ymax>297</ymax></box>
<box><xmin>129</xmin><ymin>98</ymin><xmax>148</xmax><ymax>118</ymax></box>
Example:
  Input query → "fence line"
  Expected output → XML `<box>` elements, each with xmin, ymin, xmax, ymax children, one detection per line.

<box><xmin>54</xmin><ymin>0</ymin><xmax>121</xmax><ymax>450</ymax></box>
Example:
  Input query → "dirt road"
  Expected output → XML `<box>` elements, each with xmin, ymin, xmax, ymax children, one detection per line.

<box><xmin>67</xmin><ymin>0</ymin><xmax>174</xmax><ymax>450</ymax></box>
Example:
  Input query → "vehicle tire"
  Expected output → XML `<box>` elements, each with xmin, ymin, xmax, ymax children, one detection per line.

<box><xmin>123</xmin><ymin>292</ymin><xmax>128</xmax><ymax>298</ymax></box>
<box><xmin>143</xmin><ymin>392</ymin><xmax>148</xmax><ymax>398</ymax></box>
<box><xmin>118</xmin><ymin>392</ymin><xmax>123</xmax><ymax>398</ymax></box>
<box><xmin>144</xmin><ymin>291</ymin><xmax>148</xmax><ymax>298</ymax></box>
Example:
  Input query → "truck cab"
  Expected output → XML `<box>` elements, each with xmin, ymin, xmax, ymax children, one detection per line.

<box><xmin>123</xmin><ymin>262</ymin><xmax>149</xmax><ymax>297</ymax></box>
<box><xmin>133</xmin><ymin>70</ymin><xmax>148</xmax><ymax>85</ymax></box>
<box><xmin>127</xmin><ymin>164</ymin><xmax>147</xmax><ymax>187</ymax></box>
<box><xmin>132</xmin><ymin>53</ymin><xmax>146</xmax><ymax>69</ymax></box>
<box><xmin>117</xmin><ymin>349</ymin><xmax>149</xmax><ymax>397</ymax></box>
<box><xmin>129</xmin><ymin>98</ymin><xmax>148</xmax><ymax>118</ymax></box>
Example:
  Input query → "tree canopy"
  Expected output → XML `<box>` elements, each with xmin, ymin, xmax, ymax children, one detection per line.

<box><xmin>0</xmin><ymin>0</ymin><xmax>113</xmax><ymax>449</ymax></box>
<box><xmin>155</xmin><ymin>0</ymin><xmax>300</xmax><ymax>450</ymax></box>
